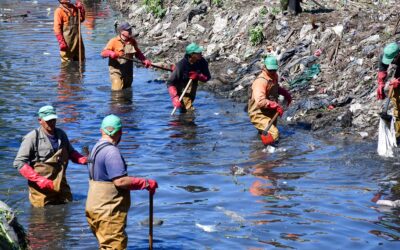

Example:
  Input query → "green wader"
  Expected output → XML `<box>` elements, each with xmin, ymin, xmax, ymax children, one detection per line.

<box><xmin>28</xmin><ymin>148</ymin><xmax>72</xmax><ymax>207</ymax></box>
<box><xmin>86</xmin><ymin>180</ymin><xmax>131</xmax><ymax>250</ymax></box>
<box><xmin>109</xmin><ymin>43</ymin><xmax>137</xmax><ymax>91</ymax></box>
<box><xmin>60</xmin><ymin>7</ymin><xmax>85</xmax><ymax>63</ymax></box>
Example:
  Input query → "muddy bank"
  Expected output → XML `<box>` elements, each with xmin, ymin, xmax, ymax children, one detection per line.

<box><xmin>107</xmin><ymin>0</ymin><xmax>399</xmax><ymax>140</ymax></box>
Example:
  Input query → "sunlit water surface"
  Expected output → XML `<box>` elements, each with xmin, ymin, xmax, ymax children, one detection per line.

<box><xmin>0</xmin><ymin>1</ymin><xmax>399</xmax><ymax>249</ymax></box>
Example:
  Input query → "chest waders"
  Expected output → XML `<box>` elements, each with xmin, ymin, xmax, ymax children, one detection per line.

<box><xmin>85</xmin><ymin>142</ymin><xmax>131</xmax><ymax>250</ymax></box>
<box><xmin>248</xmin><ymin>76</ymin><xmax>280</xmax><ymax>140</ymax></box>
<box><xmin>110</xmin><ymin>42</ymin><xmax>136</xmax><ymax>91</ymax></box>
<box><xmin>29</xmin><ymin>130</ymin><xmax>72</xmax><ymax>207</ymax></box>
<box><xmin>60</xmin><ymin>6</ymin><xmax>85</xmax><ymax>63</ymax></box>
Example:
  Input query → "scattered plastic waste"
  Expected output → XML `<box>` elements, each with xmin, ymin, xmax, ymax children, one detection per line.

<box><xmin>376</xmin><ymin>199</ymin><xmax>400</xmax><ymax>208</ymax></box>
<box><xmin>195</xmin><ymin>223</ymin><xmax>218</xmax><ymax>232</ymax></box>
<box><xmin>215</xmin><ymin>206</ymin><xmax>245</xmax><ymax>223</ymax></box>
<box><xmin>377</xmin><ymin>118</ymin><xmax>397</xmax><ymax>157</ymax></box>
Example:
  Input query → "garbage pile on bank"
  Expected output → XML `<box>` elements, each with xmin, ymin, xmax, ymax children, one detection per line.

<box><xmin>109</xmin><ymin>0</ymin><xmax>399</xmax><ymax>138</ymax></box>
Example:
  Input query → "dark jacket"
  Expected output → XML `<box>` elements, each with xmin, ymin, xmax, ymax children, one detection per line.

<box><xmin>167</xmin><ymin>55</ymin><xmax>211</xmax><ymax>96</ymax></box>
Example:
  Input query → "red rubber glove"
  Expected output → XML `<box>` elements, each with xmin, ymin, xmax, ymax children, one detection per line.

<box><xmin>128</xmin><ymin>177</ymin><xmax>158</xmax><ymax>195</ymax></box>
<box><xmin>101</xmin><ymin>50</ymin><xmax>120</xmax><ymax>59</ymax></box>
<box><xmin>261</xmin><ymin>132</ymin><xmax>274</xmax><ymax>146</ymax></box>
<box><xmin>188</xmin><ymin>71</ymin><xmax>199</xmax><ymax>80</ymax></box>
<box><xmin>142</xmin><ymin>59</ymin><xmax>152</xmax><ymax>68</ymax></box>
<box><xmin>168</xmin><ymin>86</ymin><xmax>181</xmax><ymax>108</ymax></box>
<box><xmin>278</xmin><ymin>87</ymin><xmax>292</xmax><ymax>106</ymax></box>
<box><xmin>377</xmin><ymin>71</ymin><xmax>387</xmax><ymax>100</ymax></box>
<box><xmin>70</xmin><ymin>151</ymin><xmax>87</xmax><ymax>165</ymax></box>
<box><xmin>170</xmin><ymin>64</ymin><xmax>176</xmax><ymax>71</ymax></box>
<box><xmin>19</xmin><ymin>164</ymin><xmax>54</xmax><ymax>190</ymax></box>
<box><xmin>390</xmin><ymin>78</ymin><xmax>400</xmax><ymax>89</ymax></box>
<box><xmin>75</xmin><ymin>1</ymin><xmax>85</xmax><ymax>19</ymax></box>
<box><xmin>266</xmin><ymin>101</ymin><xmax>284</xmax><ymax>117</ymax></box>
<box><xmin>56</xmin><ymin>34</ymin><xmax>68</xmax><ymax>52</ymax></box>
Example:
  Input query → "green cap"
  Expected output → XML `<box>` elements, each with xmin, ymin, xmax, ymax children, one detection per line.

<box><xmin>101</xmin><ymin>114</ymin><xmax>122</xmax><ymax>136</ymax></box>
<box><xmin>264</xmin><ymin>56</ymin><xmax>278</xmax><ymax>70</ymax></box>
<box><xmin>185</xmin><ymin>43</ymin><xmax>203</xmax><ymax>55</ymax></box>
<box><xmin>38</xmin><ymin>105</ymin><xmax>58</xmax><ymax>121</ymax></box>
<box><xmin>382</xmin><ymin>42</ymin><xmax>399</xmax><ymax>65</ymax></box>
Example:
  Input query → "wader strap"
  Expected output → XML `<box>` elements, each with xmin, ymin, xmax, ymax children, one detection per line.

<box><xmin>88</xmin><ymin>142</ymin><xmax>113</xmax><ymax>180</ymax></box>
<box><xmin>34</xmin><ymin>129</ymin><xmax>39</xmax><ymax>163</ymax></box>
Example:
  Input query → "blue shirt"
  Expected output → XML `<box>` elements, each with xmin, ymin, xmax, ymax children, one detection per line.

<box><xmin>89</xmin><ymin>139</ymin><xmax>127</xmax><ymax>182</ymax></box>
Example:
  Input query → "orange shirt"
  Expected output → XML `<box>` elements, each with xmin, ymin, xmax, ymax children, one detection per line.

<box><xmin>54</xmin><ymin>5</ymin><xmax>84</xmax><ymax>35</ymax></box>
<box><xmin>252</xmin><ymin>70</ymin><xmax>279</xmax><ymax>109</ymax></box>
<box><xmin>101</xmin><ymin>36</ymin><xmax>145</xmax><ymax>61</ymax></box>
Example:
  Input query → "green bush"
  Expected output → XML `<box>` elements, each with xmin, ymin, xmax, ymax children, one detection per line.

<box><xmin>143</xmin><ymin>0</ymin><xmax>166</xmax><ymax>18</ymax></box>
<box><xmin>212</xmin><ymin>0</ymin><xmax>224</xmax><ymax>7</ymax></box>
<box><xmin>259</xmin><ymin>6</ymin><xmax>268</xmax><ymax>17</ymax></box>
<box><xmin>249</xmin><ymin>25</ymin><xmax>264</xmax><ymax>46</ymax></box>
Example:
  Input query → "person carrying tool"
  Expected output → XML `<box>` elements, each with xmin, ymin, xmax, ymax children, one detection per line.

<box><xmin>13</xmin><ymin>105</ymin><xmax>88</xmax><ymax>207</ymax></box>
<box><xmin>167</xmin><ymin>42</ymin><xmax>211</xmax><ymax>113</ymax></box>
<box><xmin>54</xmin><ymin>0</ymin><xmax>85</xmax><ymax>63</ymax></box>
<box><xmin>377</xmin><ymin>42</ymin><xmax>400</xmax><ymax>137</ymax></box>
<box><xmin>248</xmin><ymin>56</ymin><xmax>292</xmax><ymax>146</ymax></box>
<box><xmin>85</xmin><ymin>114</ymin><xmax>158</xmax><ymax>249</ymax></box>
<box><xmin>101</xmin><ymin>22</ymin><xmax>152</xmax><ymax>91</ymax></box>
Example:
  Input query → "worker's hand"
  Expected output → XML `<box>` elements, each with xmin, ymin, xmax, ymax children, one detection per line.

<box><xmin>377</xmin><ymin>85</ymin><xmax>386</xmax><ymax>100</ymax></box>
<box><xmin>377</xmin><ymin>71</ymin><xmax>387</xmax><ymax>100</ymax></box>
<box><xmin>75</xmin><ymin>1</ymin><xmax>85</xmax><ymax>16</ymax></box>
<box><xmin>390</xmin><ymin>78</ymin><xmax>400</xmax><ymax>89</ymax></box>
<box><xmin>101</xmin><ymin>50</ymin><xmax>120</xmax><ymax>59</ymax></box>
<box><xmin>19</xmin><ymin>164</ymin><xmax>54</xmax><ymax>190</ymax></box>
<box><xmin>70</xmin><ymin>151</ymin><xmax>88</xmax><ymax>165</ymax></box>
<box><xmin>142</xmin><ymin>59</ymin><xmax>152</xmax><ymax>68</ymax></box>
<box><xmin>170</xmin><ymin>64</ymin><xmax>176</xmax><ymax>71</ymax></box>
<box><xmin>278</xmin><ymin>87</ymin><xmax>292</xmax><ymax>106</ymax></box>
<box><xmin>172</xmin><ymin>96</ymin><xmax>181</xmax><ymax>108</ymax></box>
<box><xmin>56</xmin><ymin>34</ymin><xmax>68</xmax><ymax>52</ymax></box>
<box><xmin>36</xmin><ymin>178</ymin><xmax>55</xmax><ymax>190</ymax></box>
<box><xmin>189</xmin><ymin>71</ymin><xmax>208</xmax><ymax>82</ymax></box>
<box><xmin>146</xmin><ymin>179</ymin><xmax>158</xmax><ymax>196</ymax></box>
<box><xmin>267</xmin><ymin>101</ymin><xmax>284</xmax><ymax>117</ymax></box>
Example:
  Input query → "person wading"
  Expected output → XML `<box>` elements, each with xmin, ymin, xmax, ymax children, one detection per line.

<box><xmin>101</xmin><ymin>22</ymin><xmax>152</xmax><ymax>91</ymax></box>
<box><xmin>85</xmin><ymin>114</ymin><xmax>158</xmax><ymax>249</ymax></box>
<box><xmin>167</xmin><ymin>43</ymin><xmax>211</xmax><ymax>113</ymax></box>
<box><xmin>54</xmin><ymin>0</ymin><xmax>85</xmax><ymax>63</ymax></box>
<box><xmin>13</xmin><ymin>105</ymin><xmax>88</xmax><ymax>207</ymax></box>
<box><xmin>377</xmin><ymin>42</ymin><xmax>400</xmax><ymax>138</ymax></box>
<box><xmin>248</xmin><ymin>56</ymin><xmax>292</xmax><ymax>146</ymax></box>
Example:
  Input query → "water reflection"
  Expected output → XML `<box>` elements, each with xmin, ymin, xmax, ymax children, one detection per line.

<box><xmin>168</xmin><ymin>113</ymin><xmax>197</xmax><ymax>140</ymax></box>
<box><xmin>27</xmin><ymin>206</ymin><xmax>70</xmax><ymax>249</ymax></box>
<box><xmin>110</xmin><ymin>89</ymin><xmax>133</xmax><ymax>114</ymax></box>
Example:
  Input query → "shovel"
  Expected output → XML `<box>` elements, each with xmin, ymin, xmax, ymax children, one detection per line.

<box><xmin>379</xmin><ymin>85</ymin><xmax>394</xmax><ymax>122</ymax></box>
<box><xmin>120</xmin><ymin>56</ymin><xmax>173</xmax><ymax>72</ymax></box>
<box><xmin>149</xmin><ymin>192</ymin><xmax>153</xmax><ymax>250</ymax></box>
<box><xmin>170</xmin><ymin>79</ymin><xmax>193</xmax><ymax>116</ymax></box>
<box><xmin>262</xmin><ymin>112</ymin><xmax>279</xmax><ymax>135</ymax></box>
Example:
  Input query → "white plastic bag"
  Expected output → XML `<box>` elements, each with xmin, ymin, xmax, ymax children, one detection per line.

<box><xmin>377</xmin><ymin>117</ymin><xmax>397</xmax><ymax>157</ymax></box>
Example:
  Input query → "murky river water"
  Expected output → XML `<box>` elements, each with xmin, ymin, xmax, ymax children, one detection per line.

<box><xmin>0</xmin><ymin>1</ymin><xmax>399</xmax><ymax>249</ymax></box>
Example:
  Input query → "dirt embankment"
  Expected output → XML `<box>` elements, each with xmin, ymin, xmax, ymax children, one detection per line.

<box><xmin>107</xmin><ymin>0</ymin><xmax>399</xmax><ymax>140</ymax></box>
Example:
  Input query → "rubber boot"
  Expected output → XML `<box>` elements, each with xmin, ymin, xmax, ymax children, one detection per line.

<box><xmin>261</xmin><ymin>133</ymin><xmax>274</xmax><ymax>146</ymax></box>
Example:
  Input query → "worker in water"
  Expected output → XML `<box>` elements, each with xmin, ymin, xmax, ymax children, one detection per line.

<box><xmin>248</xmin><ymin>56</ymin><xmax>292</xmax><ymax>146</ymax></box>
<box><xmin>101</xmin><ymin>22</ymin><xmax>152</xmax><ymax>91</ymax></box>
<box><xmin>167</xmin><ymin>42</ymin><xmax>211</xmax><ymax>113</ymax></box>
<box><xmin>54</xmin><ymin>0</ymin><xmax>85</xmax><ymax>63</ymax></box>
<box><xmin>13</xmin><ymin>105</ymin><xmax>88</xmax><ymax>207</ymax></box>
<box><xmin>85</xmin><ymin>114</ymin><xmax>158</xmax><ymax>249</ymax></box>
